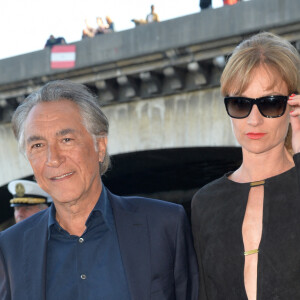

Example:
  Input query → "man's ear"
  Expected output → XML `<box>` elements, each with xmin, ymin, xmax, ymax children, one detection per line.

<box><xmin>97</xmin><ymin>136</ymin><xmax>108</xmax><ymax>162</ymax></box>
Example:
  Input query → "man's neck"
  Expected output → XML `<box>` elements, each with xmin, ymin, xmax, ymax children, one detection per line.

<box><xmin>54</xmin><ymin>183</ymin><xmax>103</xmax><ymax>236</ymax></box>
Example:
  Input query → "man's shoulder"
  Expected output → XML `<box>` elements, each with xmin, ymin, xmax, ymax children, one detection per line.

<box><xmin>109</xmin><ymin>192</ymin><xmax>189</xmax><ymax>237</ymax></box>
<box><xmin>108</xmin><ymin>190</ymin><xmax>185</xmax><ymax>217</ymax></box>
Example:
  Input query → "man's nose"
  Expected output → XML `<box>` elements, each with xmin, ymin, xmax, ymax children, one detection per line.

<box><xmin>46</xmin><ymin>144</ymin><xmax>64</xmax><ymax>167</ymax></box>
<box><xmin>247</xmin><ymin>104</ymin><xmax>264</xmax><ymax>126</ymax></box>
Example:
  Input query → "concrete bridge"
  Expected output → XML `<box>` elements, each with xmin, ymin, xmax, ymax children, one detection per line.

<box><xmin>1</xmin><ymin>0</ymin><xmax>300</xmax><ymax>226</ymax></box>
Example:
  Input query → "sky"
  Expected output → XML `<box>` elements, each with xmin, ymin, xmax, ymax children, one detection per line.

<box><xmin>0</xmin><ymin>0</ymin><xmax>230</xmax><ymax>60</ymax></box>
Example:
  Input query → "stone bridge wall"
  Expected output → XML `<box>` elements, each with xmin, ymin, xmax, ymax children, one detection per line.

<box><xmin>0</xmin><ymin>87</ymin><xmax>238</xmax><ymax>186</ymax></box>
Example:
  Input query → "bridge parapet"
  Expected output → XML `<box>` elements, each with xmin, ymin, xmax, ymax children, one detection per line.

<box><xmin>0</xmin><ymin>0</ymin><xmax>300</xmax><ymax>122</ymax></box>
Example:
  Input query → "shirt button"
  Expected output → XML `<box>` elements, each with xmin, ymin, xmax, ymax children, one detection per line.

<box><xmin>81</xmin><ymin>274</ymin><xmax>86</xmax><ymax>280</ymax></box>
<box><xmin>79</xmin><ymin>238</ymin><xmax>84</xmax><ymax>243</ymax></box>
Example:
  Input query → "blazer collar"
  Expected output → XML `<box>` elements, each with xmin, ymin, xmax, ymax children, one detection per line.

<box><xmin>107</xmin><ymin>189</ymin><xmax>151</xmax><ymax>300</ymax></box>
<box><xmin>23</xmin><ymin>210</ymin><xmax>49</xmax><ymax>300</ymax></box>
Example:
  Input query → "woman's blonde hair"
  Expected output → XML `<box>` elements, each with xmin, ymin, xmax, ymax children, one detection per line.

<box><xmin>221</xmin><ymin>32</ymin><xmax>300</xmax><ymax>97</ymax></box>
<box><xmin>221</xmin><ymin>32</ymin><xmax>300</xmax><ymax>153</ymax></box>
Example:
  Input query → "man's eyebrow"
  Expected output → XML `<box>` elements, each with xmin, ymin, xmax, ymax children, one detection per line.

<box><xmin>26</xmin><ymin>129</ymin><xmax>77</xmax><ymax>144</ymax></box>
<box><xmin>56</xmin><ymin>128</ymin><xmax>76</xmax><ymax>136</ymax></box>
<box><xmin>26</xmin><ymin>135</ymin><xmax>44</xmax><ymax>144</ymax></box>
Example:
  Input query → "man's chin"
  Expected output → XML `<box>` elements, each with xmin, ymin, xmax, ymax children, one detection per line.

<box><xmin>51</xmin><ymin>194</ymin><xmax>81</xmax><ymax>205</ymax></box>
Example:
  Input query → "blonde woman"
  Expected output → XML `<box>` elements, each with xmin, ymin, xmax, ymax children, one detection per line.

<box><xmin>192</xmin><ymin>32</ymin><xmax>300</xmax><ymax>299</ymax></box>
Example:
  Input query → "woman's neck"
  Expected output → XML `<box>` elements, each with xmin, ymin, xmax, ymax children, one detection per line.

<box><xmin>230</xmin><ymin>145</ymin><xmax>294</xmax><ymax>183</ymax></box>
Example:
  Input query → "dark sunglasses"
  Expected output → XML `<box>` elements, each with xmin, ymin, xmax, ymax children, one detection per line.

<box><xmin>224</xmin><ymin>95</ymin><xmax>288</xmax><ymax>119</ymax></box>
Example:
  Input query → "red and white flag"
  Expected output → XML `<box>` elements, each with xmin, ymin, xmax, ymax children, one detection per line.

<box><xmin>50</xmin><ymin>45</ymin><xmax>76</xmax><ymax>69</ymax></box>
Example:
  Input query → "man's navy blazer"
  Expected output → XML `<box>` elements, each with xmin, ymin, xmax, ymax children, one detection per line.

<box><xmin>0</xmin><ymin>188</ymin><xmax>199</xmax><ymax>300</ymax></box>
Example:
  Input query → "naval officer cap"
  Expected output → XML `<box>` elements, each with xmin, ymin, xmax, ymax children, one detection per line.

<box><xmin>8</xmin><ymin>180</ymin><xmax>51</xmax><ymax>207</ymax></box>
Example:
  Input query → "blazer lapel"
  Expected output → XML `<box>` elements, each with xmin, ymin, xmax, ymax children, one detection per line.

<box><xmin>109</xmin><ymin>192</ymin><xmax>151</xmax><ymax>300</ymax></box>
<box><xmin>23</xmin><ymin>212</ymin><xmax>48</xmax><ymax>300</ymax></box>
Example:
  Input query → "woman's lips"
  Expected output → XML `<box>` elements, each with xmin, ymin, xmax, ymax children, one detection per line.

<box><xmin>246</xmin><ymin>133</ymin><xmax>266</xmax><ymax>140</ymax></box>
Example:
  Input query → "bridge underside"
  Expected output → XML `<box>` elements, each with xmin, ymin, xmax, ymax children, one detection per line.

<box><xmin>0</xmin><ymin>146</ymin><xmax>242</xmax><ymax>228</ymax></box>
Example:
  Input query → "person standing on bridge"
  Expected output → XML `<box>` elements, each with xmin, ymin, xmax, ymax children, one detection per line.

<box><xmin>192</xmin><ymin>32</ymin><xmax>300</xmax><ymax>299</ymax></box>
<box><xmin>0</xmin><ymin>80</ymin><xmax>199</xmax><ymax>300</ymax></box>
<box><xmin>199</xmin><ymin>0</ymin><xmax>212</xmax><ymax>10</ymax></box>
<box><xmin>146</xmin><ymin>5</ymin><xmax>159</xmax><ymax>23</ymax></box>
<box><xmin>223</xmin><ymin>0</ymin><xmax>241</xmax><ymax>5</ymax></box>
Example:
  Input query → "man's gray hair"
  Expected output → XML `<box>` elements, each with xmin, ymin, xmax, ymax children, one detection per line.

<box><xmin>12</xmin><ymin>80</ymin><xmax>110</xmax><ymax>175</ymax></box>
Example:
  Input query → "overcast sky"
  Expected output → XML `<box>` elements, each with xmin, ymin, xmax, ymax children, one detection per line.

<box><xmin>0</xmin><ymin>0</ymin><xmax>227</xmax><ymax>60</ymax></box>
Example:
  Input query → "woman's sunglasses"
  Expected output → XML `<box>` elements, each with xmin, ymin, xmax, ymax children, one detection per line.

<box><xmin>224</xmin><ymin>95</ymin><xmax>288</xmax><ymax>119</ymax></box>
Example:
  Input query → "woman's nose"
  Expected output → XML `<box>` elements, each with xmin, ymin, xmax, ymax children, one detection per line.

<box><xmin>247</xmin><ymin>104</ymin><xmax>264</xmax><ymax>126</ymax></box>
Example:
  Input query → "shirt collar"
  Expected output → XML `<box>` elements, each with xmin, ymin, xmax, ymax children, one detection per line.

<box><xmin>47</xmin><ymin>185</ymin><xmax>113</xmax><ymax>239</ymax></box>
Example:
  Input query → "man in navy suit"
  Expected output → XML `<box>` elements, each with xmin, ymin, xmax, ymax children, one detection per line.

<box><xmin>0</xmin><ymin>80</ymin><xmax>198</xmax><ymax>300</ymax></box>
